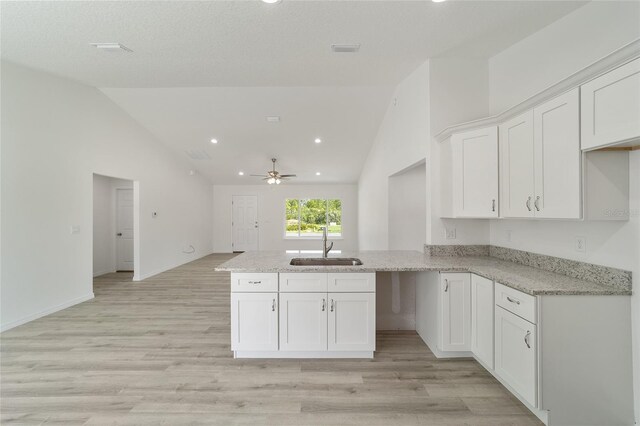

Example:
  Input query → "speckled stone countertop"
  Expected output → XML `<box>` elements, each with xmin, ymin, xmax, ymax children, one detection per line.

<box><xmin>215</xmin><ymin>250</ymin><xmax>631</xmax><ymax>296</ymax></box>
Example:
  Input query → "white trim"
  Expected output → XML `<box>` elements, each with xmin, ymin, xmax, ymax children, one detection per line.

<box><xmin>435</xmin><ymin>40</ymin><xmax>640</xmax><ymax>142</ymax></box>
<box><xmin>0</xmin><ymin>293</ymin><xmax>95</xmax><ymax>332</ymax></box>
<box><xmin>234</xmin><ymin>350</ymin><xmax>373</xmax><ymax>359</ymax></box>
<box><xmin>93</xmin><ymin>268</ymin><xmax>115</xmax><ymax>278</ymax></box>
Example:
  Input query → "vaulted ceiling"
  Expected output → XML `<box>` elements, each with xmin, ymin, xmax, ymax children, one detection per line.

<box><xmin>1</xmin><ymin>0</ymin><xmax>587</xmax><ymax>183</ymax></box>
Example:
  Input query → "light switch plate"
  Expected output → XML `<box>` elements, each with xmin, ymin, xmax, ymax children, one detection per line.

<box><xmin>575</xmin><ymin>236</ymin><xmax>586</xmax><ymax>252</ymax></box>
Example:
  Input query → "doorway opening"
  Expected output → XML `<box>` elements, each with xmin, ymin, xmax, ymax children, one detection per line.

<box><xmin>232</xmin><ymin>195</ymin><xmax>259</xmax><ymax>252</ymax></box>
<box><xmin>92</xmin><ymin>174</ymin><xmax>137</xmax><ymax>282</ymax></box>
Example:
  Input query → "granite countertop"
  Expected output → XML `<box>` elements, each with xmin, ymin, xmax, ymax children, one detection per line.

<box><xmin>215</xmin><ymin>250</ymin><xmax>631</xmax><ymax>296</ymax></box>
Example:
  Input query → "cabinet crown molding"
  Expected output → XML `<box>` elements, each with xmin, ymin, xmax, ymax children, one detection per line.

<box><xmin>436</xmin><ymin>39</ymin><xmax>640</xmax><ymax>143</ymax></box>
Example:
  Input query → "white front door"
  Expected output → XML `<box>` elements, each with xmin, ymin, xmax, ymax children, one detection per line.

<box><xmin>232</xmin><ymin>195</ymin><xmax>258</xmax><ymax>252</ymax></box>
<box><xmin>116</xmin><ymin>188</ymin><xmax>134</xmax><ymax>271</ymax></box>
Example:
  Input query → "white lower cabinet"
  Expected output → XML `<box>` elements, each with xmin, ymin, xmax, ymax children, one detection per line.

<box><xmin>495</xmin><ymin>305</ymin><xmax>537</xmax><ymax>408</ymax></box>
<box><xmin>328</xmin><ymin>292</ymin><xmax>376</xmax><ymax>351</ymax></box>
<box><xmin>471</xmin><ymin>274</ymin><xmax>494</xmax><ymax>369</ymax></box>
<box><xmin>279</xmin><ymin>293</ymin><xmax>327</xmax><ymax>351</ymax></box>
<box><xmin>230</xmin><ymin>292</ymin><xmax>279</xmax><ymax>351</ymax></box>
<box><xmin>439</xmin><ymin>273</ymin><xmax>471</xmax><ymax>352</ymax></box>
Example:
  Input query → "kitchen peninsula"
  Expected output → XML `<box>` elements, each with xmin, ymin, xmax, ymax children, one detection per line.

<box><xmin>216</xmin><ymin>248</ymin><xmax>634</xmax><ymax>426</ymax></box>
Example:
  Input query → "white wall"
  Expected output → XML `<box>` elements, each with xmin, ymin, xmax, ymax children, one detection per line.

<box><xmin>92</xmin><ymin>174</ymin><xmax>133</xmax><ymax>277</ymax></box>
<box><xmin>1</xmin><ymin>61</ymin><xmax>213</xmax><ymax>331</ymax></box>
<box><xmin>388</xmin><ymin>163</ymin><xmax>427</xmax><ymax>252</ymax></box>
<box><xmin>212</xmin><ymin>184</ymin><xmax>358</xmax><ymax>252</ymax></box>
<box><xmin>487</xmin><ymin>2</ymin><xmax>640</xmax><ymax>419</ymax></box>
<box><xmin>358</xmin><ymin>62</ymin><xmax>430</xmax><ymax>250</ymax></box>
<box><xmin>489</xmin><ymin>1</ymin><xmax>640</xmax><ymax>115</ymax></box>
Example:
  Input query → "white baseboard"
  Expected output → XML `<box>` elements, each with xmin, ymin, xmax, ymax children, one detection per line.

<box><xmin>0</xmin><ymin>292</ymin><xmax>95</xmax><ymax>333</ymax></box>
<box><xmin>133</xmin><ymin>250</ymin><xmax>213</xmax><ymax>281</ymax></box>
<box><xmin>93</xmin><ymin>269</ymin><xmax>115</xmax><ymax>277</ymax></box>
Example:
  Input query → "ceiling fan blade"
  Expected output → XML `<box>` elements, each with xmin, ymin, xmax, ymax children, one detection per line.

<box><xmin>249</xmin><ymin>174</ymin><xmax>266</xmax><ymax>177</ymax></box>
<box><xmin>279</xmin><ymin>174</ymin><xmax>296</xmax><ymax>177</ymax></box>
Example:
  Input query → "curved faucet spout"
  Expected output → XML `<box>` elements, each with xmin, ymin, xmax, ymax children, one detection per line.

<box><xmin>321</xmin><ymin>227</ymin><xmax>334</xmax><ymax>258</ymax></box>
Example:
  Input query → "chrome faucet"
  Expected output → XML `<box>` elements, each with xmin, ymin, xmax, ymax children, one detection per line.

<box><xmin>321</xmin><ymin>227</ymin><xmax>334</xmax><ymax>258</ymax></box>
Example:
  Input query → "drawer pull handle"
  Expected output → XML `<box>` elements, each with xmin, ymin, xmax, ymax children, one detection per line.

<box><xmin>330</xmin><ymin>299</ymin><xmax>335</xmax><ymax>312</ymax></box>
<box><xmin>322</xmin><ymin>298</ymin><xmax>326</xmax><ymax>312</ymax></box>
<box><xmin>492</xmin><ymin>199</ymin><xmax>496</xmax><ymax>212</ymax></box>
<box><xmin>506</xmin><ymin>296</ymin><xmax>520</xmax><ymax>305</ymax></box>
<box><xmin>524</xmin><ymin>331</ymin><xmax>531</xmax><ymax>349</ymax></box>
<box><xmin>248</xmin><ymin>281</ymin><xmax>262</xmax><ymax>285</ymax></box>
<box><xmin>272</xmin><ymin>299</ymin><xmax>276</xmax><ymax>312</ymax></box>
<box><xmin>534</xmin><ymin>196</ymin><xmax>540</xmax><ymax>212</ymax></box>
<box><xmin>444</xmin><ymin>279</ymin><xmax>449</xmax><ymax>292</ymax></box>
<box><xmin>526</xmin><ymin>196</ymin><xmax>532</xmax><ymax>212</ymax></box>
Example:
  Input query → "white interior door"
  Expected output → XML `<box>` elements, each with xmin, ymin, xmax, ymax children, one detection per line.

<box><xmin>232</xmin><ymin>195</ymin><xmax>258</xmax><ymax>252</ymax></box>
<box><xmin>116</xmin><ymin>188</ymin><xmax>134</xmax><ymax>271</ymax></box>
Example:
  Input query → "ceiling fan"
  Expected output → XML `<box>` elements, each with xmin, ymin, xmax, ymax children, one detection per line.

<box><xmin>250</xmin><ymin>158</ymin><xmax>296</xmax><ymax>184</ymax></box>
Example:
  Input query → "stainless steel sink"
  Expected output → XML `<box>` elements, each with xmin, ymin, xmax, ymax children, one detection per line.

<box><xmin>289</xmin><ymin>258</ymin><xmax>363</xmax><ymax>266</ymax></box>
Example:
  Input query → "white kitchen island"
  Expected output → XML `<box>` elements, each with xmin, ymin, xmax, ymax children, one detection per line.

<box><xmin>216</xmin><ymin>249</ymin><xmax>634</xmax><ymax>426</ymax></box>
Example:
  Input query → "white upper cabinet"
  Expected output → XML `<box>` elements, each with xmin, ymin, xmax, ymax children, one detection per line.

<box><xmin>500</xmin><ymin>90</ymin><xmax>581</xmax><ymax>219</ymax></box>
<box><xmin>449</xmin><ymin>127</ymin><xmax>499</xmax><ymax>218</ymax></box>
<box><xmin>581</xmin><ymin>57</ymin><xmax>640</xmax><ymax>151</ymax></box>
<box><xmin>499</xmin><ymin>110</ymin><xmax>535</xmax><ymax>218</ymax></box>
<box><xmin>533</xmin><ymin>88</ymin><xmax>581</xmax><ymax>219</ymax></box>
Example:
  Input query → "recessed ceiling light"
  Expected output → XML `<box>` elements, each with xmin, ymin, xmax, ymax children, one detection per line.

<box><xmin>432</xmin><ymin>0</ymin><xmax>447</xmax><ymax>3</ymax></box>
<box><xmin>262</xmin><ymin>0</ymin><xmax>282</xmax><ymax>3</ymax></box>
<box><xmin>210</xmin><ymin>138</ymin><xmax>218</xmax><ymax>144</ymax></box>
<box><xmin>266</xmin><ymin>116</ymin><xmax>281</xmax><ymax>123</ymax></box>
<box><xmin>316</xmin><ymin>172</ymin><xmax>321</xmax><ymax>176</ymax></box>
<box><xmin>331</xmin><ymin>44</ymin><xmax>360</xmax><ymax>53</ymax></box>
<box><xmin>90</xmin><ymin>43</ymin><xmax>132</xmax><ymax>52</ymax></box>
<box><xmin>238</xmin><ymin>171</ymin><xmax>244</xmax><ymax>176</ymax></box>
<box><xmin>314</xmin><ymin>138</ymin><xmax>322</xmax><ymax>144</ymax></box>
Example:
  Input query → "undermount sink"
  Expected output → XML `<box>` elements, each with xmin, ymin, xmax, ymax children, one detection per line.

<box><xmin>289</xmin><ymin>257</ymin><xmax>363</xmax><ymax>266</ymax></box>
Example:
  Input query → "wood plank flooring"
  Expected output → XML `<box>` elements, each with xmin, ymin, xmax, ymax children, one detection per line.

<box><xmin>1</xmin><ymin>253</ymin><xmax>542</xmax><ymax>425</ymax></box>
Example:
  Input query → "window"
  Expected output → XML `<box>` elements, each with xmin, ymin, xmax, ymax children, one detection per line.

<box><xmin>285</xmin><ymin>199</ymin><xmax>342</xmax><ymax>237</ymax></box>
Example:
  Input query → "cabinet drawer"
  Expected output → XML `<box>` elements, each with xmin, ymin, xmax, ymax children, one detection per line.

<box><xmin>231</xmin><ymin>273</ymin><xmax>278</xmax><ymax>292</ymax></box>
<box><xmin>328</xmin><ymin>273</ymin><xmax>376</xmax><ymax>292</ymax></box>
<box><xmin>279</xmin><ymin>273</ymin><xmax>328</xmax><ymax>292</ymax></box>
<box><xmin>495</xmin><ymin>282</ymin><xmax>537</xmax><ymax>324</ymax></box>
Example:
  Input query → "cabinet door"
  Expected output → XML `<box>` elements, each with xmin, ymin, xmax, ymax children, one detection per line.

<box><xmin>534</xmin><ymin>88</ymin><xmax>581</xmax><ymax>219</ymax></box>
<box><xmin>495</xmin><ymin>306</ymin><xmax>537</xmax><ymax>407</ymax></box>
<box><xmin>230</xmin><ymin>293</ymin><xmax>278</xmax><ymax>351</ymax></box>
<box><xmin>581</xmin><ymin>57</ymin><xmax>640</xmax><ymax>150</ymax></box>
<box><xmin>328</xmin><ymin>293</ymin><xmax>375</xmax><ymax>351</ymax></box>
<box><xmin>471</xmin><ymin>274</ymin><xmax>494</xmax><ymax>369</ymax></box>
<box><xmin>279</xmin><ymin>293</ymin><xmax>327</xmax><ymax>351</ymax></box>
<box><xmin>440</xmin><ymin>273</ymin><xmax>471</xmax><ymax>352</ymax></box>
<box><xmin>500</xmin><ymin>111</ymin><xmax>535</xmax><ymax>218</ymax></box>
<box><xmin>451</xmin><ymin>126</ymin><xmax>499</xmax><ymax>218</ymax></box>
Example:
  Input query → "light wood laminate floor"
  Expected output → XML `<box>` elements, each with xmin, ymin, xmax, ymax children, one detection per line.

<box><xmin>1</xmin><ymin>253</ymin><xmax>542</xmax><ymax>425</ymax></box>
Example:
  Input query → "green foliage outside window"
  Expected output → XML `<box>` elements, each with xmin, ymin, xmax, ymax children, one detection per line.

<box><xmin>285</xmin><ymin>199</ymin><xmax>342</xmax><ymax>236</ymax></box>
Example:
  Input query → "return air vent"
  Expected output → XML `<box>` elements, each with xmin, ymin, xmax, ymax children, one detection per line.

<box><xmin>185</xmin><ymin>150</ymin><xmax>211</xmax><ymax>160</ymax></box>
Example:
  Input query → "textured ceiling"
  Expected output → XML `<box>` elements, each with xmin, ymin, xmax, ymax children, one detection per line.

<box><xmin>1</xmin><ymin>1</ymin><xmax>586</xmax><ymax>88</ymax></box>
<box><xmin>1</xmin><ymin>0</ymin><xmax>588</xmax><ymax>184</ymax></box>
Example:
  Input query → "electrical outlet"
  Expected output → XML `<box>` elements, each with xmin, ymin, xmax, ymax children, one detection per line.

<box><xmin>506</xmin><ymin>230</ymin><xmax>512</xmax><ymax>242</ymax></box>
<box><xmin>445</xmin><ymin>228</ymin><xmax>457</xmax><ymax>240</ymax></box>
<box><xmin>575</xmin><ymin>236</ymin><xmax>586</xmax><ymax>253</ymax></box>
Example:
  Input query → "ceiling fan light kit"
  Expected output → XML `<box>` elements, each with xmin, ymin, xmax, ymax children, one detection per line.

<box><xmin>250</xmin><ymin>158</ymin><xmax>296</xmax><ymax>184</ymax></box>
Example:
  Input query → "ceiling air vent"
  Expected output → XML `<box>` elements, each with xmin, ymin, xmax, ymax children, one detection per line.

<box><xmin>89</xmin><ymin>43</ymin><xmax>132</xmax><ymax>52</ymax></box>
<box><xmin>331</xmin><ymin>44</ymin><xmax>360</xmax><ymax>53</ymax></box>
<box><xmin>185</xmin><ymin>150</ymin><xmax>211</xmax><ymax>160</ymax></box>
